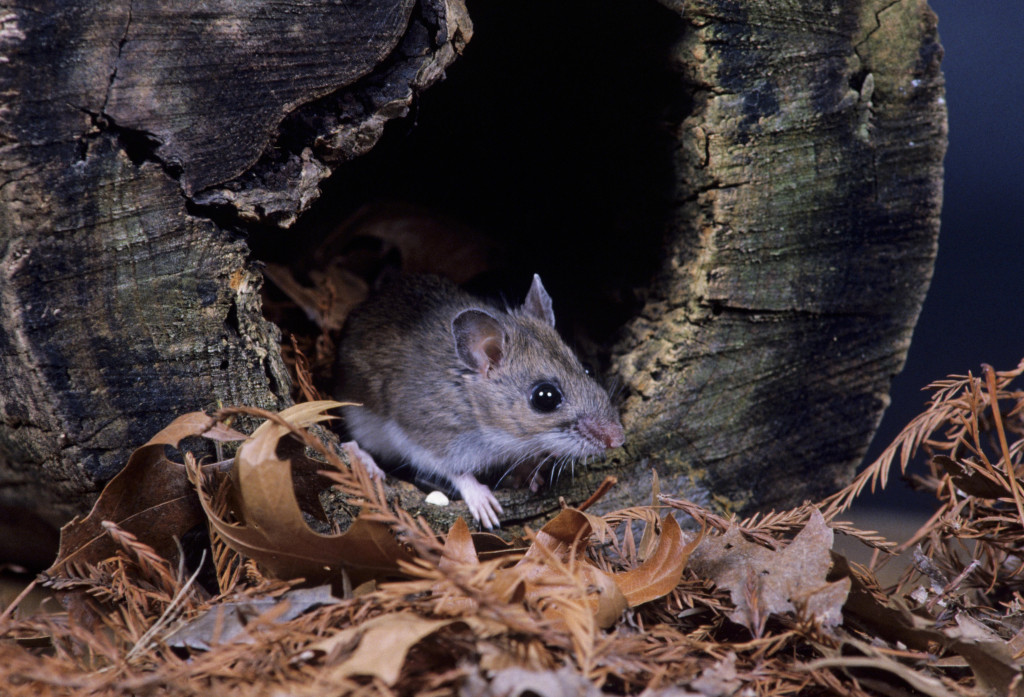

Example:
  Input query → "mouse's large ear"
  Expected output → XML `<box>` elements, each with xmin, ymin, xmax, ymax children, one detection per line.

<box><xmin>523</xmin><ymin>273</ymin><xmax>556</xmax><ymax>327</ymax></box>
<box><xmin>452</xmin><ymin>309</ymin><xmax>505</xmax><ymax>376</ymax></box>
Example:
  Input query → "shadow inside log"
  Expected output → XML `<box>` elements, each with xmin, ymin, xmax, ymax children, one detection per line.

<box><xmin>254</xmin><ymin>0</ymin><xmax>687</xmax><ymax>362</ymax></box>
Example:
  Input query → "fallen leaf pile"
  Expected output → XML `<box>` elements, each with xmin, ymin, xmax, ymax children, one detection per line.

<box><xmin>3</xmin><ymin>360</ymin><xmax>1024</xmax><ymax>696</ymax></box>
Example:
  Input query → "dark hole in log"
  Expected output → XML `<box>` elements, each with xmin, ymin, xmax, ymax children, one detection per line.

<box><xmin>253</xmin><ymin>0</ymin><xmax>688</xmax><ymax>366</ymax></box>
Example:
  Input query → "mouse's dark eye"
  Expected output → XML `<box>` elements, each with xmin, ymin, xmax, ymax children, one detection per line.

<box><xmin>530</xmin><ymin>382</ymin><xmax>563</xmax><ymax>413</ymax></box>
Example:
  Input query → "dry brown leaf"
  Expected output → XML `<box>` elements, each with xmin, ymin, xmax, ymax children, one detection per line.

<box><xmin>492</xmin><ymin>509</ymin><xmax>627</xmax><ymax>631</ymax></box>
<box><xmin>834</xmin><ymin>540</ymin><xmax>1024</xmax><ymax>695</ymax></box>
<box><xmin>311</xmin><ymin>612</ymin><xmax>460</xmax><ymax>685</ymax></box>
<box><xmin>944</xmin><ymin>614</ymin><xmax>1024</xmax><ymax>697</ymax></box>
<box><xmin>263</xmin><ymin>260</ymin><xmax>368</xmax><ymax>332</ymax></box>
<box><xmin>197</xmin><ymin>402</ymin><xmax>415</xmax><ymax>587</ymax></box>
<box><xmin>612</xmin><ymin>515</ymin><xmax>700</xmax><ymax>607</ymax></box>
<box><xmin>478</xmin><ymin>510</ymin><xmax>695</xmax><ymax>634</ymax></box>
<box><xmin>836</xmin><ymin>537</ymin><xmax>1024</xmax><ymax>695</ymax></box>
<box><xmin>578</xmin><ymin>509</ymin><xmax>613</xmax><ymax>546</ymax></box>
<box><xmin>690</xmin><ymin>509</ymin><xmax>849</xmax><ymax>633</ymax></box>
<box><xmin>46</xmin><ymin>412</ymin><xmax>246</xmax><ymax>577</ymax></box>
<box><xmin>836</xmin><ymin>553</ymin><xmax>950</xmax><ymax>650</ymax></box>
<box><xmin>471</xmin><ymin>531</ymin><xmax>519</xmax><ymax>559</ymax></box>
<box><xmin>933</xmin><ymin>454</ymin><xmax>1007</xmax><ymax>499</ymax></box>
<box><xmin>165</xmin><ymin>585</ymin><xmax>339</xmax><ymax>650</ymax></box>
<box><xmin>432</xmin><ymin>517</ymin><xmax>483</xmax><ymax>615</ymax></box>
<box><xmin>803</xmin><ymin>638</ymin><xmax>961</xmax><ymax>697</ymax></box>
<box><xmin>439</xmin><ymin>517</ymin><xmax>479</xmax><ymax>571</ymax></box>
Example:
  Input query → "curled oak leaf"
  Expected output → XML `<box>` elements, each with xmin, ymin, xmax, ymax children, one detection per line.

<box><xmin>506</xmin><ymin>509</ymin><xmax>593</xmax><ymax>592</ymax></box>
<box><xmin>578</xmin><ymin>566</ymin><xmax>627</xmax><ymax>631</ymax></box>
<box><xmin>199</xmin><ymin>402</ymin><xmax>415</xmax><ymax>587</ymax></box>
<box><xmin>473</xmin><ymin>530</ymin><xmax>522</xmax><ymax>563</ymax></box>
<box><xmin>235</xmin><ymin>400</ymin><xmax>342</xmax><ymax>464</ymax></box>
<box><xmin>493</xmin><ymin>509</ymin><xmax>627</xmax><ymax>631</ymax></box>
<box><xmin>578</xmin><ymin>509</ymin><xmax>613</xmax><ymax>546</ymax></box>
<box><xmin>612</xmin><ymin>515</ymin><xmax>701</xmax><ymax>607</ymax></box>
<box><xmin>46</xmin><ymin>412</ymin><xmax>246</xmax><ymax>578</ymax></box>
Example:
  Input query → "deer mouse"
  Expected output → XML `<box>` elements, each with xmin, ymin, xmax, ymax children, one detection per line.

<box><xmin>334</xmin><ymin>273</ymin><xmax>624</xmax><ymax>529</ymax></box>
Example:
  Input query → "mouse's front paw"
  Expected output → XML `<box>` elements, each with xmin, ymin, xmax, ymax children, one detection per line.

<box><xmin>341</xmin><ymin>441</ymin><xmax>386</xmax><ymax>481</ymax></box>
<box><xmin>452</xmin><ymin>473</ymin><xmax>503</xmax><ymax>530</ymax></box>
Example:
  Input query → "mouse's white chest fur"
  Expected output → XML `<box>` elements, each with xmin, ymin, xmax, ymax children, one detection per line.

<box><xmin>342</xmin><ymin>405</ymin><xmax>510</xmax><ymax>529</ymax></box>
<box><xmin>342</xmin><ymin>404</ymin><xmax>527</xmax><ymax>478</ymax></box>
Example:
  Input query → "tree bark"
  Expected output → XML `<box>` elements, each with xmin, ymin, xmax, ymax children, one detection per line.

<box><xmin>0</xmin><ymin>0</ymin><xmax>472</xmax><ymax>528</ymax></box>
<box><xmin>606</xmin><ymin>0</ymin><xmax>946</xmax><ymax>513</ymax></box>
<box><xmin>0</xmin><ymin>0</ymin><xmax>944</xmax><ymax>535</ymax></box>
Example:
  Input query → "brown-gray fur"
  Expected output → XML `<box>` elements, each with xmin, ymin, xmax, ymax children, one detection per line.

<box><xmin>334</xmin><ymin>273</ymin><xmax>623</xmax><ymax>528</ymax></box>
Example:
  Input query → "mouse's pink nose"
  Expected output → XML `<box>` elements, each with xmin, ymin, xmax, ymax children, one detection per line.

<box><xmin>580</xmin><ymin>416</ymin><xmax>624</xmax><ymax>449</ymax></box>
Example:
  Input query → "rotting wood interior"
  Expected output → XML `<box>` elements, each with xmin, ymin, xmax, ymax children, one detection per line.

<box><xmin>249</xmin><ymin>0</ymin><xmax>690</xmax><ymax>390</ymax></box>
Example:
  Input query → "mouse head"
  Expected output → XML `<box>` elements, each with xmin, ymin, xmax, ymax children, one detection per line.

<box><xmin>450</xmin><ymin>274</ymin><xmax>625</xmax><ymax>460</ymax></box>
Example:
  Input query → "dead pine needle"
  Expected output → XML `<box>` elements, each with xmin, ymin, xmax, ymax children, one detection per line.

<box><xmin>4</xmin><ymin>360</ymin><xmax>1024</xmax><ymax>695</ymax></box>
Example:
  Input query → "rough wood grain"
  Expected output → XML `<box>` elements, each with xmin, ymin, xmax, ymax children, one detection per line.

<box><xmin>606</xmin><ymin>0</ymin><xmax>947</xmax><ymax>512</ymax></box>
<box><xmin>0</xmin><ymin>0</ymin><xmax>470</xmax><ymax>528</ymax></box>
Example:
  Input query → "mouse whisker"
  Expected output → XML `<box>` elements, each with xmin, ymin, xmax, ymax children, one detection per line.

<box><xmin>605</xmin><ymin>376</ymin><xmax>625</xmax><ymax>404</ymax></box>
<box><xmin>493</xmin><ymin>455</ymin><xmax>532</xmax><ymax>488</ymax></box>
<box><xmin>550</xmin><ymin>455</ymin><xmax>570</xmax><ymax>487</ymax></box>
<box><xmin>493</xmin><ymin>443</ymin><xmax>550</xmax><ymax>488</ymax></box>
<box><xmin>531</xmin><ymin>454</ymin><xmax>555</xmax><ymax>479</ymax></box>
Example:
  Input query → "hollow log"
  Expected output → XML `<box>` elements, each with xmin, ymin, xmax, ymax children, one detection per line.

<box><xmin>0</xmin><ymin>0</ymin><xmax>944</xmax><ymax>539</ymax></box>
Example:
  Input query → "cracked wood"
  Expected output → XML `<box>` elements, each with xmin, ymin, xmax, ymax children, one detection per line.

<box><xmin>0</xmin><ymin>0</ymin><xmax>469</xmax><ymax>527</ymax></box>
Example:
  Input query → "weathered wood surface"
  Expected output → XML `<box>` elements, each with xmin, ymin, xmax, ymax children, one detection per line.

<box><xmin>0</xmin><ymin>0</ymin><xmax>471</xmax><ymax>528</ymax></box>
<box><xmin>604</xmin><ymin>0</ymin><xmax>947</xmax><ymax>512</ymax></box>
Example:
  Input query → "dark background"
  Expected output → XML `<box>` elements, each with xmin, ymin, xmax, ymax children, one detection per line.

<box><xmin>860</xmin><ymin>2</ymin><xmax>1024</xmax><ymax>513</ymax></box>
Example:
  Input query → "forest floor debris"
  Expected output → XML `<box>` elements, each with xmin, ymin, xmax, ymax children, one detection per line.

<box><xmin>3</xmin><ymin>360</ymin><xmax>1024</xmax><ymax>696</ymax></box>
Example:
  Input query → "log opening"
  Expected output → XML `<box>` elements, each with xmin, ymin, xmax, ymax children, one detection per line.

<box><xmin>255</xmin><ymin>0</ymin><xmax>686</xmax><ymax>356</ymax></box>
